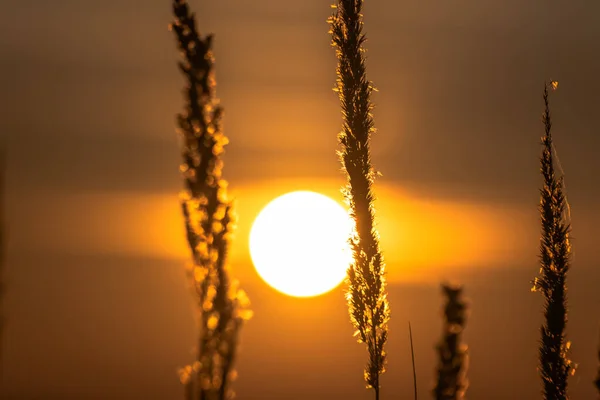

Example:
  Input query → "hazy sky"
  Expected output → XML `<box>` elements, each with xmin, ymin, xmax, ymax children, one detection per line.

<box><xmin>1</xmin><ymin>0</ymin><xmax>600</xmax><ymax>399</ymax></box>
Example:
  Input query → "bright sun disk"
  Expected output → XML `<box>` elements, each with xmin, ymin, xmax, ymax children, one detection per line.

<box><xmin>249</xmin><ymin>191</ymin><xmax>353</xmax><ymax>297</ymax></box>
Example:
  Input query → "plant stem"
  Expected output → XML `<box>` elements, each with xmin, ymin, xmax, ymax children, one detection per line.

<box><xmin>328</xmin><ymin>0</ymin><xmax>390</xmax><ymax>397</ymax></box>
<box><xmin>170</xmin><ymin>1</ymin><xmax>251</xmax><ymax>399</ymax></box>
<box><xmin>409</xmin><ymin>321</ymin><xmax>418</xmax><ymax>400</ymax></box>
<box><xmin>433</xmin><ymin>284</ymin><xmax>468</xmax><ymax>400</ymax></box>
<box><xmin>531</xmin><ymin>81</ymin><xmax>574</xmax><ymax>400</ymax></box>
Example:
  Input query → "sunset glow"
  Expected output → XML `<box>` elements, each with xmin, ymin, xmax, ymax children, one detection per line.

<box><xmin>249</xmin><ymin>191</ymin><xmax>353</xmax><ymax>297</ymax></box>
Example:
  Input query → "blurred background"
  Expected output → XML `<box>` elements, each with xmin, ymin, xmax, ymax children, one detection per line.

<box><xmin>1</xmin><ymin>0</ymin><xmax>599</xmax><ymax>398</ymax></box>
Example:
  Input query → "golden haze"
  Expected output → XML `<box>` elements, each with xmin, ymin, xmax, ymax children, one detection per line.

<box><xmin>17</xmin><ymin>179</ymin><xmax>529</xmax><ymax>283</ymax></box>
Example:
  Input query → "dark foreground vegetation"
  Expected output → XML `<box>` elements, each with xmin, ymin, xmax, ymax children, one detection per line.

<box><xmin>166</xmin><ymin>1</ymin><xmax>597</xmax><ymax>400</ymax></box>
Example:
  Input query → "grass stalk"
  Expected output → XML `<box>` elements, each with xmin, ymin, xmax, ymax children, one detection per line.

<box><xmin>328</xmin><ymin>0</ymin><xmax>390</xmax><ymax>398</ymax></box>
<box><xmin>531</xmin><ymin>81</ymin><xmax>574</xmax><ymax>400</ymax></box>
<box><xmin>409</xmin><ymin>321</ymin><xmax>418</xmax><ymax>400</ymax></box>
<box><xmin>170</xmin><ymin>1</ymin><xmax>251</xmax><ymax>398</ymax></box>
<box><xmin>433</xmin><ymin>283</ymin><xmax>468</xmax><ymax>400</ymax></box>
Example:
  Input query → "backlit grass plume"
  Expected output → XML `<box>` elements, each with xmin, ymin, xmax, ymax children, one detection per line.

<box><xmin>531</xmin><ymin>81</ymin><xmax>574</xmax><ymax>400</ymax></box>
<box><xmin>433</xmin><ymin>284</ymin><xmax>469</xmax><ymax>400</ymax></box>
<box><xmin>170</xmin><ymin>1</ymin><xmax>251</xmax><ymax>399</ymax></box>
<box><xmin>328</xmin><ymin>1</ymin><xmax>390</xmax><ymax>398</ymax></box>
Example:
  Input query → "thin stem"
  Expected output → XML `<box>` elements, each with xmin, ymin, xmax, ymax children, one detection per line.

<box><xmin>409</xmin><ymin>321</ymin><xmax>418</xmax><ymax>400</ymax></box>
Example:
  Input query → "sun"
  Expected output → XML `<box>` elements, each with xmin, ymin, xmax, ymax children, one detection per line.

<box><xmin>249</xmin><ymin>191</ymin><xmax>353</xmax><ymax>298</ymax></box>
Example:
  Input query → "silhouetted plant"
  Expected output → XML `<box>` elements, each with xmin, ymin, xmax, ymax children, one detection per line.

<box><xmin>595</xmin><ymin>335</ymin><xmax>600</xmax><ymax>398</ymax></box>
<box><xmin>170</xmin><ymin>1</ymin><xmax>251</xmax><ymax>399</ymax></box>
<box><xmin>433</xmin><ymin>284</ymin><xmax>468</xmax><ymax>400</ymax></box>
<box><xmin>531</xmin><ymin>81</ymin><xmax>575</xmax><ymax>400</ymax></box>
<box><xmin>328</xmin><ymin>1</ymin><xmax>390</xmax><ymax>398</ymax></box>
<box><xmin>409</xmin><ymin>321</ymin><xmax>418</xmax><ymax>400</ymax></box>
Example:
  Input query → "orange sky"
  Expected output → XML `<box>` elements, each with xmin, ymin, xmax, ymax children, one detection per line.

<box><xmin>2</xmin><ymin>0</ymin><xmax>600</xmax><ymax>399</ymax></box>
<box><xmin>9</xmin><ymin>180</ymin><xmax>540</xmax><ymax>283</ymax></box>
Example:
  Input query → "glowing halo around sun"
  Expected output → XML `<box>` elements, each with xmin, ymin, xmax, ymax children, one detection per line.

<box><xmin>249</xmin><ymin>191</ymin><xmax>354</xmax><ymax>298</ymax></box>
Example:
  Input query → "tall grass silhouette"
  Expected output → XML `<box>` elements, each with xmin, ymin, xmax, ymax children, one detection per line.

<box><xmin>161</xmin><ymin>3</ymin><xmax>598</xmax><ymax>399</ymax></box>
<box><xmin>328</xmin><ymin>0</ymin><xmax>390</xmax><ymax>398</ymax></box>
<box><xmin>531</xmin><ymin>82</ymin><xmax>575</xmax><ymax>400</ymax></box>
<box><xmin>409</xmin><ymin>322</ymin><xmax>418</xmax><ymax>400</ymax></box>
<box><xmin>433</xmin><ymin>284</ymin><xmax>469</xmax><ymax>400</ymax></box>
<box><xmin>170</xmin><ymin>1</ymin><xmax>251</xmax><ymax>399</ymax></box>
